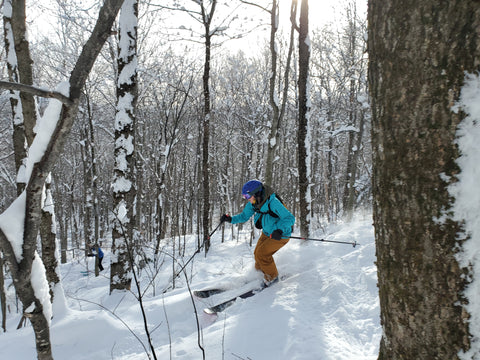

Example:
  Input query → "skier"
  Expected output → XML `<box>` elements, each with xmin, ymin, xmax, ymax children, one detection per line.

<box><xmin>221</xmin><ymin>180</ymin><xmax>295</xmax><ymax>287</ymax></box>
<box><xmin>88</xmin><ymin>244</ymin><xmax>104</xmax><ymax>271</ymax></box>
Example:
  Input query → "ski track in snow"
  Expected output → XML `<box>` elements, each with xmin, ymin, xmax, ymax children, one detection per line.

<box><xmin>1</xmin><ymin>214</ymin><xmax>380</xmax><ymax>359</ymax></box>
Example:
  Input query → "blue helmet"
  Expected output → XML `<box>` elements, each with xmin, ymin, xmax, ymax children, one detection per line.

<box><xmin>242</xmin><ymin>180</ymin><xmax>263</xmax><ymax>200</ymax></box>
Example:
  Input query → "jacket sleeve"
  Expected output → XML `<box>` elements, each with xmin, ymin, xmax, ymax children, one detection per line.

<box><xmin>231</xmin><ymin>202</ymin><xmax>255</xmax><ymax>224</ymax></box>
<box><xmin>269</xmin><ymin>196</ymin><xmax>295</xmax><ymax>236</ymax></box>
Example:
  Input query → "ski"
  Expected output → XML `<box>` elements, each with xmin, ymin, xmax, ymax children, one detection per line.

<box><xmin>193</xmin><ymin>288</ymin><xmax>227</xmax><ymax>298</ymax></box>
<box><xmin>204</xmin><ymin>287</ymin><xmax>262</xmax><ymax>315</ymax></box>
<box><xmin>194</xmin><ymin>278</ymin><xmax>262</xmax><ymax>299</ymax></box>
<box><xmin>201</xmin><ymin>276</ymin><xmax>284</xmax><ymax>314</ymax></box>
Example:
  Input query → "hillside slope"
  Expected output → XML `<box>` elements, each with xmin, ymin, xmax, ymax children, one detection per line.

<box><xmin>1</xmin><ymin>214</ymin><xmax>380</xmax><ymax>360</ymax></box>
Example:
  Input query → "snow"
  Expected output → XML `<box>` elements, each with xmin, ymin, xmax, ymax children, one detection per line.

<box><xmin>114</xmin><ymin>199</ymin><xmax>130</xmax><ymax>224</ymax></box>
<box><xmin>24</xmin><ymin>83</ymin><xmax>67</xmax><ymax>184</ymax></box>
<box><xmin>449</xmin><ymin>72</ymin><xmax>480</xmax><ymax>359</ymax></box>
<box><xmin>118</xmin><ymin>0</ymin><xmax>138</xmax><ymax>61</ymax></box>
<box><xmin>114</xmin><ymin>94</ymin><xmax>135</xmax><ymax>131</ymax></box>
<box><xmin>31</xmin><ymin>252</ymin><xmax>53</xmax><ymax>325</ymax></box>
<box><xmin>0</xmin><ymin>191</ymin><xmax>26</xmax><ymax>262</ymax></box>
<box><xmin>0</xmin><ymin>213</ymin><xmax>380</xmax><ymax>359</ymax></box>
<box><xmin>112</xmin><ymin>177</ymin><xmax>133</xmax><ymax>194</ymax></box>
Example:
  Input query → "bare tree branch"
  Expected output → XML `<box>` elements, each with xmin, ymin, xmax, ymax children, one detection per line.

<box><xmin>239</xmin><ymin>0</ymin><xmax>270</xmax><ymax>13</ymax></box>
<box><xmin>0</xmin><ymin>80</ymin><xmax>73</xmax><ymax>105</ymax></box>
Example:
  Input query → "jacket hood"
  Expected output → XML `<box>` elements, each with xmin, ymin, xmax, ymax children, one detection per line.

<box><xmin>256</xmin><ymin>184</ymin><xmax>274</xmax><ymax>209</ymax></box>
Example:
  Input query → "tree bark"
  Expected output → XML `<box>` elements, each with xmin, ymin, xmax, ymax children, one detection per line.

<box><xmin>110</xmin><ymin>0</ymin><xmax>138</xmax><ymax>293</ymax></box>
<box><xmin>40</xmin><ymin>175</ymin><xmax>60</xmax><ymax>300</ymax></box>
<box><xmin>3</xmin><ymin>2</ymin><xmax>27</xmax><ymax>195</ymax></box>
<box><xmin>200</xmin><ymin>0</ymin><xmax>217</xmax><ymax>254</ymax></box>
<box><xmin>265</xmin><ymin>0</ymin><xmax>296</xmax><ymax>187</ymax></box>
<box><xmin>10</xmin><ymin>0</ymin><xmax>36</xmax><ymax>146</ymax></box>
<box><xmin>0</xmin><ymin>255</ymin><xmax>6</xmax><ymax>332</ymax></box>
<box><xmin>0</xmin><ymin>1</ymin><xmax>124</xmax><ymax>358</ymax></box>
<box><xmin>369</xmin><ymin>0</ymin><xmax>480</xmax><ymax>358</ymax></box>
<box><xmin>297</xmin><ymin>0</ymin><xmax>310</xmax><ymax>237</ymax></box>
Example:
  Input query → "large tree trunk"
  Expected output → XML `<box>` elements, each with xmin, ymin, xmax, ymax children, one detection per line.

<box><xmin>368</xmin><ymin>1</ymin><xmax>480</xmax><ymax>358</ymax></box>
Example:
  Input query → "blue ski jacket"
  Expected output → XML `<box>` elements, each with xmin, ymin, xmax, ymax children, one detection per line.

<box><xmin>92</xmin><ymin>247</ymin><xmax>104</xmax><ymax>259</ymax></box>
<box><xmin>231</xmin><ymin>193</ymin><xmax>295</xmax><ymax>239</ymax></box>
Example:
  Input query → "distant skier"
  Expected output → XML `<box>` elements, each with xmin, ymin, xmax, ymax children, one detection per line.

<box><xmin>88</xmin><ymin>244</ymin><xmax>104</xmax><ymax>271</ymax></box>
<box><xmin>221</xmin><ymin>180</ymin><xmax>295</xmax><ymax>287</ymax></box>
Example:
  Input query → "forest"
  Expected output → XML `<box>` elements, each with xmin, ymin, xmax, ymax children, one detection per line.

<box><xmin>0</xmin><ymin>0</ymin><xmax>371</xmax><ymax>358</ymax></box>
<box><xmin>2</xmin><ymin>0</ymin><xmax>479</xmax><ymax>359</ymax></box>
<box><xmin>0</xmin><ymin>0</ymin><xmax>369</xmax><ymax>254</ymax></box>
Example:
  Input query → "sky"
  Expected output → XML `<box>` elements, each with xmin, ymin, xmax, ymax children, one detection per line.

<box><xmin>225</xmin><ymin>0</ymin><xmax>367</xmax><ymax>53</ymax></box>
<box><xmin>26</xmin><ymin>0</ymin><xmax>368</xmax><ymax>57</ymax></box>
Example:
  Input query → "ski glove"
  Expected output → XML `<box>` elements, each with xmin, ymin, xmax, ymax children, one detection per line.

<box><xmin>271</xmin><ymin>229</ymin><xmax>283</xmax><ymax>240</ymax></box>
<box><xmin>221</xmin><ymin>214</ymin><xmax>232</xmax><ymax>223</ymax></box>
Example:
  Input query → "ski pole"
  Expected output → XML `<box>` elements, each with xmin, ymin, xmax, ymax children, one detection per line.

<box><xmin>208</xmin><ymin>219</ymin><xmax>224</xmax><ymax>240</ymax></box>
<box><xmin>170</xmin><ymin>220</ymin><xmax>225</xmax><ymax>286</ymax></box>
<box><xmin>290</xmin><ymin>235</ymin><xmax>358</xmax><ymax>248</ymax></box>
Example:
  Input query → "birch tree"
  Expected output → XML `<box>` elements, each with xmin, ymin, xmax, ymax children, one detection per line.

<box><xmin>110</xmin><ymin>0</ymin><xmax>138</xmax><ymax>293</ymax></box>
<box><xmin>297</xmin><ymin>0</ymin><xmax>310</xmax><ymax>237</ymax></box>
<box><xmin>0</xmin><ymin>1</ymin><xmax>124</xmax><ymax>358</ymax></box>
<box><xmin>2</xmin><ymin>0</ymin><xmax>31</xmax><ymax>195</ymax></box>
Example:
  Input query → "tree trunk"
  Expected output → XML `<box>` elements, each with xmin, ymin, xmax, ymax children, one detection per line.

<box><xmin>9</xmin><ymin>0</ymin><xmax>36</xmax><ymax>147</ymax></box>
<box><xmin>40</xmin><ymin>175</ymin><xmax>60</xmax><ymax>300</ymax></box>
<box><xmin>110</xmin><ymin>0</ymin><xmax>138</xmax><ymax>293</ymax></box>
<box><xmin>200</xmin><ymin>0</ymin><xmax>216</xmax><ymax>254</ymax></box>
<box><xmin>344</xmin><ymin>111</ymin><xmax>365</xmax><ymax>220</ymax></box>
<box><xmin>0</xmin><ymin>1</ymin><xmax>124</xmax><ymax>358</ymax></box>
<box><xmin>53</xmin><ymin>176</ymin><xmax>68</xmax><ymax>264</ymax></box>
<box><xmin>368</xmin><ymin>0</ymin><xmax>480</xmax><ymax>358</ymax></box>
<box><xmin>297</xmin><ymin>0</ymin><xmax>310</xmax><ymax>237</ymax></box>
<box><xmin>3</xmin><ymin>1</ymin><xmax>27</xmax><ymax>195</ymax></box>
<box><xmin>264</xmin><ymin>0</ymin><xmax>280</xmax><ymax>186</ymax></box>
<box><xmin>0</xmin><ymin>254</ymin><xmax>6</xmax><ymax>332</ymax></box>
<box><xmin>265</xmin><ymin>0</ymin><xmax>297</xmax><ymax>187</ymax></box>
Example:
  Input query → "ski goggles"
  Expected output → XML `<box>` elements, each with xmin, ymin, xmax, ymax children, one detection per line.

<box><xmin>242</xmin><ymin>193</ymin><xmax>252</xmax><ymax>200</ymax></box>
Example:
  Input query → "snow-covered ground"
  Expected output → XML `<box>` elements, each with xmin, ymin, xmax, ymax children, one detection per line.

<box><xmin>0</xmin><ymin>213</ymin><xmax>380</xmax><ymax>359</ymax></box>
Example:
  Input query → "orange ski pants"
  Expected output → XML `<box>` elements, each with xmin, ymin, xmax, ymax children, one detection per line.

<box><xmin>254</xmin><ymin>232</ymin><xmax>289</xmax><ymax>281</ymax></box>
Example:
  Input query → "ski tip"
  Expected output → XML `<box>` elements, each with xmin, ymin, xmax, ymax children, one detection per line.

<box><xmin>204</xmin><ymin>308</ymin><xmax>218</xmax><ymax>315</ymax></box>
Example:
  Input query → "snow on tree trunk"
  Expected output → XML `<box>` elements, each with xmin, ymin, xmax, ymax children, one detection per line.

<box><xmin>297</xmin><ymin>0</ymin><xmax>311</xmax><ymax>238</ymax></box>
<box><xmin>0</xmin><ymin>1</ymin><xmax>123</xmax><ymax>358</ymax></box>
<box><xmin>110</xmin><ymin>0</ymin><xmax>138</xmax><ymax>293</ymax></box>
<box><xmin>369</xmin><ymin>0</ymin><xmax>479</xmax><ymax>358</ymax></box>
<box><xmin>40</xmin><ymin>174</ymin><xmax>60</xmax><ymax>300</ymax></box>
<box><xmin>3</xmin><ymin>0</ymin><xmax>27</xmax><ymax>195</ymax></box>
